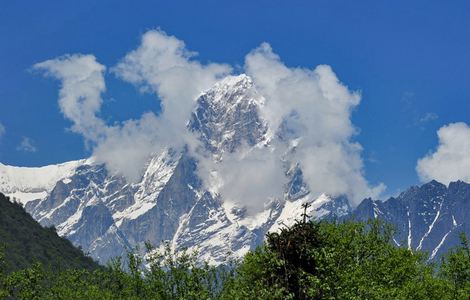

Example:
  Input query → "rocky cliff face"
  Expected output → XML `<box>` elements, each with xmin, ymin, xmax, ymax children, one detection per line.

<box><xmin>1</xmin><ymin>74</ymin><xmax>468</xmax><ymax>265</ymax></box>
<box><xmin>189</xmin><ymin>74</ymin><xmax>268</xmax><ymax>156</ymax></box>
<box><xmin>352</xmin><ymin>180</ymin><xmax>470</xmax><ymax>260</ymax></box>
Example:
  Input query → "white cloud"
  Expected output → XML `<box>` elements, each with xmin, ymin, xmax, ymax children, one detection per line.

<box><xmin>0</xmin><ymin>122</ymin><xmax>5</xmax><ymax>139</ymax></box>
<box><xmin>34</xmin><ymin>30</ymin><xmax>231</xmax><ymax>182</ymax></box>
<box><xmin>17</xmin><ymin>137</ymin><xmax>37</xmax><ymax>153</ymax></box>
<box><xmin>197</xmin><ymin>43</ymin><xmax>384</xmax><ymax>210</ymax></box>
<box><xmin>34</xmin><ymin>54</ymin><xmax>160</xmax><ymax>181</ymax></box>
<box><xmin>34</xmin><ymin>55</ymin><xmax>108</xmax><ymax>142</ymax></box>
<box><xmin>93</xmin><ymin>112</ymin><xmax>162</xmax><ymax>182</ymax></box>
<box><xmin>417</xmin><ymin>122</ymin><xmax>470</xmax><ymax>184</ymax></box>
<box><xmin>197</xmin><ymin>144</ymin><xmax>287</xmax><ymax>213</ymax></box>
<box><xmin>35</xmin><ymin>30</ymin><xmax>383</xmax><ymax>209</ymax></box>
<box><xmin>113</xmin><ymin>29</ymin><xmax>231</xmax><ymax>150</ymax></box>
<box><xmin>244</xmin><ymin>43</ymin><xmax>384</xmax><ymax>206</ymax></box>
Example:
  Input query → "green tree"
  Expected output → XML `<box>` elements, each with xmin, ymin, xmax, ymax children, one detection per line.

<box><xmin>1</xmin><ymin>214</ymin><xmax>468</xmax><ymax>299</ymax></box>
<box><xmin>0</xmin><ymin>247</ymin><xmax>8</xmax><ymax>299</ymax></box>
<box><xmin>221</xmin><ymin>219</ymin><xmax>450</xmax><ymax>299</ymax></box>
<box><xmin>439</xmin><ymin>233</ymin><xmax>470</xmax><ymax>299</ymax></box>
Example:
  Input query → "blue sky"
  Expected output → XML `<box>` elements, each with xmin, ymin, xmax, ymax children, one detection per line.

<box><xmin>1</xmin><ymin>0</ymin><xmax>470</xmax><ymax>196</ymax></box>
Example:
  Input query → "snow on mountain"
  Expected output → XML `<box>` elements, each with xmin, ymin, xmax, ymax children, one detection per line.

<box><xmin>0</xmin><ymin>159</ymin><xmax>87</xmax><ymax>204</ymax></box>
<box><xmin>2</xmin><ymin>73</ymin><xmax>345</xmax><ymax>265</ymax></box>
<box><xmin>268</xmin><ymin>193</ymin><xmax>350</xmax><ymax>233</ymax></box>
<box><xmin>1</xmin><ymin>73</ymin><xmax>466</xmax><ymax>265</ymax></box>
<box><xmin>189</xmin><ymin>74</ymin><xmax>268</xmax><ymax>156</ymax></box>
<box><xmin>113</xmin><ymin>149</ymin><xmax>180</xmax><ymax>226</ymax></box>
<box><xmin>352</xmin><ymin>180</ymin><xmax>470</xmax><ymax>260</ymax></box>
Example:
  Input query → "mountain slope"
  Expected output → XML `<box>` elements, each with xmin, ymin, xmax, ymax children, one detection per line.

<box><xmin>352</xmin><ymin>180</ymin><xmax>470</xmax><ymax>259</ymax></box>
<box><xmin>0</xmin><ymin>193</ymin><xmax>99</xmax><ymax>273</ymax></box>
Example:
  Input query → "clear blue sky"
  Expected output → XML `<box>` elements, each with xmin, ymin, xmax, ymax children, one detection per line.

<box><xmin>1</xmin><ymin>0</ymin><xmax>470</xmax><ymax>195</ymax></box>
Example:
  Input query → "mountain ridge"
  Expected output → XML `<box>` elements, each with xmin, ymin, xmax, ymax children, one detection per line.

<box><xmin>1</xmin><ymin>74</ymin><xmax>469</xmax><ymax>265</ymax></box>
<box><xmin>351</xmin><ymin>179</ymin><xmax>470</xmax><ymax>259</ymax></box>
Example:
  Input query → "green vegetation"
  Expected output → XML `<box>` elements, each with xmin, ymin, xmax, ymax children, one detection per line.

<box><xmin>0</xmin><ymin>193</ymin><xmax>98</xmax><ymax>273</ymax></box>
<box><xmin>223</xmin><ymin>220</ymin><xmax>469</xmax><ymax>299</ymax></box>
<box><xmin>0</xmin><ymin>195</ymin><xmax>468</xmax><ymax>299</ymax></box>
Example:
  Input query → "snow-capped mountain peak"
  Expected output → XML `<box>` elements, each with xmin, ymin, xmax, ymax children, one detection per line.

<box><xmin>2</xmin><ymin>74</ymin><xmax>465</xmax><ymax>265</ymax></box>
<box><xmin>189</xmin><ymin>74</ymin><xmax>268</xmax><ymax>155</ymax></box>
<box><xmin>0</xmin><ymin>75</ymin><xmax>354</xmax><ymax>265</ymax></box>
<box><xmin>199</xmin><ymin>74</ymin><xmax>261</xmax><ymax>105</ymax></box>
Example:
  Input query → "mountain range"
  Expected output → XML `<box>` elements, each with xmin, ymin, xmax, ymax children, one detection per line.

<box><xmin>1</xmin><ymin>74</ymin><xmax>468</xmax><ymax>265</ymax></box>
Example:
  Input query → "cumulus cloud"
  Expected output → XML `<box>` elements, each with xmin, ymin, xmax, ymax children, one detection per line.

<box><xmin>34</xmin><ymin>54</ymin><xmax>159</xmax><ymax>181</ymax></box>
<box><xmin>34</xmin><ymin>55</ymin><xmax>108</xmax><ymax>142</ymax></box>
<box><xmin>113</xmin><ymin>29</ymin><xmax>231</xmax><ymax>149</ymax></box>
<box><xmin>244</xmin><ymin>43</ymin><xmax>384</xmax><ymax>206</ymax></box>
<box><xmin>34</xmin><ymin>30</ymin><xmax>230</xmax><ymax>182</ymax></box>
<box><xmin>197</xmin><ymin>43</ymin><xmax>384</xmax><ymax>210</ymax></box>
<box><xmin>35</xmin><ymin>29</ymin><xmax>382</xmax><ymax>209</ymax></box>
<box><xmin>417</xmin><ymin>122</ymin><xmax>470</xmax><ymax>184</ymax></box>
<box><xmin>93</xmin><ymin>113</ymin><xmax>163</xmax><ymax>182</ymax></box>
<box><xmin>17</xmin><ymin>137</ymin><xmax>37</xmax><ymax>153</ymax></box>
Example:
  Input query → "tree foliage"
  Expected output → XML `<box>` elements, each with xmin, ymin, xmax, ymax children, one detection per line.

<box><xmin>0</xmin><ymin>193</ymin><xmax>98</xmax><ymax>273</ymax></box>
<box><xmin>439</xmin><ymin>233</ymin><xmax>470</xmax><ymax>299</ymax></box>
<box><xmin>223</xmin><ymin>219</ymin><xmax>458</xmax><ymax>299</ymax></box>
<box><xmin>0</xmin><ymin>209</ymin><xmax>469</xmax><ymax>299</ymax></box>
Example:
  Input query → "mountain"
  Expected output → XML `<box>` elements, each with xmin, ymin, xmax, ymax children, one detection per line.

<box><xmin>0</xmin><ymin>75</ymin><xmax>350</xmax><ymax>265</ymax></box>
<box><xmin>189</xmin><ymin>74</ymin><xmax>268</xmax><ymax>156</ymax></box>
<box><xmin>351</xmin><ymin>180</ymin><xmax>470</xmax><ymax>260</ymax></box>
<box><xmin>0</xmin><ymin>192</ymin><xmax>99</xmax><ymax>273</ymax></box>
<box><xmin>0</xmin><ymin>74</ymin><xmax>468</xmax><ymax>265</ymax></box>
